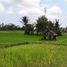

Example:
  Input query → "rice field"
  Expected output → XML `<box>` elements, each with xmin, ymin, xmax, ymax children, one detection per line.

<box><xmin>0</xmin><ymin>31</ymin><xmax>67</xmax><ymax>67</ymax></box>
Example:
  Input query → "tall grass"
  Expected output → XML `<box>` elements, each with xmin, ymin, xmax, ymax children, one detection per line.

<box><xmin>0</xmin><ymin>44</ymin><xmax>67</xmax><ymax>67</ymax></box>
<box><xmin>0</xmin><ymin>31</ymin><xmax>67</xmax><ymax>67</ymax></box>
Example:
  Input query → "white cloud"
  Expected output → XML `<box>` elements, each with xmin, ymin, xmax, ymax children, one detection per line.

<box><xmin>14</xmin><ymin>0</ymin><xmax>40</xmax><ymax>6</ymax></box>
<box><xmin>19</xmin><ymin>10</ymin><xmax>28</xmax><ymax>16</ymax></box>
<box><xmin>0</xmin><ymin>0</ymin><xmax>43</xmax><ymax>17</ymax></box>
<box><xmin>0</xmin><ymin>3</ymin><xmax>5</xmax><ymax>12</ymax></box>
<box><xmin>7</xmin><ymin>7</ymin><xmax>14</xmax><ymax>14</ymax></box>
<box><xmin>13</xmin><ymin>0</ymin><xmax>62</xmax><ymax>20</ymax></box>
<box><xmin>48</xmin><ymin>6</ymin><xmax>62</xmax><ymax>15</ymax></box>
<box><xmin>0</xmin><ymin>0</ymin><xmax>63</xmax><ymax>21</ymax></box>
<box><xmin>46</xmin><ymin>6</ymin><xmax>63</xmax><ymax>20</ymax></box>
<box><xmin>0</xmin><ymin>0</ymin><xmax>12</xmax><ymax>3</ymax></box>
<box><xmin>13</xmin><ymin>0</ymin><xmax>44</xmax><ymax>16</ymax></box>
<box><xmin>28</xmin><ymin>7</ymin><xmax>44</xmax><ymax>16</ymax></box>
<box><xmin>4</xmin><ymin>0</ymin><xmax>12</xmax><ymax>3</ymax></box>
<box><xmin>64</xmin><ymin>0</ymin><xmax>67</xmax><ymax>2</ymax></box>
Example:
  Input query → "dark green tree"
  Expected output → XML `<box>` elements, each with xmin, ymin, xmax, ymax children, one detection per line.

<box><xmin>36</xmin><ymin>16</ymin><xmax>49</xmax><ymax>40</ymax></box>
<box><xmin>21</xmin><ymin>16</ymin><xmax>34</xmax><ymax>35</ymax></box>
<box><xmin>54</xmin><ymin>19</ymin><xmax>62</xmax><ymax>36</ymax></box>
<box><xmin>36</xmin><ymin>16</ymin><xmax>48</xmax><ymax>35</ymax></box>
<box><xmin>25</xmin><ymin>24</ymin><xmax>34</xmax><ymax>35</ymax></box>
<box><xmin>21</xmin><ymin>16</ymin><xmax>28</xmax><ymax>34</ymax></box>
<box><xmin>22</xmin><ymin>16</ymin><xmax>28</xmax><ymax>25</ymax></box>
<box><xmin>36</xmin><ymin>16</ymin><xmax>58</xmax><ymax>40</ymax></box>
<box><xmin>48</xmin><ymin>20</ymin><xmax>54</xmax><ymax>30</ymax></box>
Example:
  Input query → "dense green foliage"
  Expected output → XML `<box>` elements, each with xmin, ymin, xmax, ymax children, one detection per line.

<box><xmin>21</xmin><ymin>16</ymin><xmax>34</xmax><ymax>35</ymax></box>
<box><xmin>36</xmin><ymin>16</ymin><xmax>48</xmax><ymax>33</ymax></box>
<box><xmin>0</xmin><ymin>23</ymin><xmax>21</xmax><ymax>31</ymax></box>
<box><xmin>21</xmin><ymin>16</ymin><xmax>28</xmax><ymax>25</ymax></box>
<box><xmin>54</xmin><ymin>19</ymin><xmax>62</xmax><ymax>36</ymax></box>
<box><xmin>36</xmin><ymin>16</ymin><xmax>62</xmax><ymax>40</ymax></box>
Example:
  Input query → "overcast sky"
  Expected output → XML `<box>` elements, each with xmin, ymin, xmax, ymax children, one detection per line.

<box><xmin>0</xmin><ymin>0</ymin><xmax>67</xmax><ymax>27</ymax></box>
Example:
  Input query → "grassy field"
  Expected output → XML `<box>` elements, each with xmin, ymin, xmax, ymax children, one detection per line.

<box><xmin>0</xmin><ymin>31</ymin><xmax>67</xmax><ymax>47</ymax></box>
<box><xmin>0</xmin><ymin>31</ymin><xmax>40</xmax><ymax>45</ymax></box>
<box><xmin>0</xmin><ymin>31</ymin><xmax>67</xmax><ymax>67</ymax></box>
<box><xmin>0</xmin><ymin>44</ymin><xmax>67</xmax><ymax>67</ymax></box>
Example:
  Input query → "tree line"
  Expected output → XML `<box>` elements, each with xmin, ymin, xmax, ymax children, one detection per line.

<box><xmin>0</xmin><ymin>23</ymin><xmax>22</xmax><ymax>30</ymax></box>
<box><xmin>0</xmin><ymin>16</ymin><xmax>67</xmax><ymax>34</ymax></box>
<box><xmin>0</xmin><ymin>15</ymin><xmax>67</xmax><ymax>40</ymax></box>
<box><xmin>21</xmin><ymin>16</ymin><xmax>63</xmax><ymax>40</ymax></box>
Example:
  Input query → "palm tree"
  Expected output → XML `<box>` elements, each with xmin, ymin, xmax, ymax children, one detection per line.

<box><xmin>22</xmin><ymin>16</ymin><xmax>28</xmax><ymax>25</ymax></box>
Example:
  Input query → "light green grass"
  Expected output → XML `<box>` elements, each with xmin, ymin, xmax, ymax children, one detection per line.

<box><xmin>0</xmin><ymin>31</ymin><xmax>67</xmax><ymax>67</ymax></box>
<box><xmin>0</xmin><ymin>31</ymin><xmax>67</xmax><ymax>47</ymax></box>
<box><xmin>0</xmin><ymin>44</ymin><xmax>67</xmax><ymax>67</ymax></box>
<box><xmin>0</xmin><ymin>31</ymin><xmax>40</xmax><ymax>43</ymax></box>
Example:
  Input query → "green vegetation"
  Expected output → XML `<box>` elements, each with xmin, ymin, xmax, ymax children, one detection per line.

<box><xmin>0</xmin><ymin>31</ymin><xmax>40</xmax><ymax>47</ymax></box>
<box><xmin>0</xmin><ymin>44</ymin><xmax>67</xmax><ymax>67</ymax></box>
<box><xmin>0</xmin><ymin>31</ymin><xmax>67</xmax><ymax>47</ymax></box>
<box><xmin>0</xmin><ymin>31</ymin><xmax>67</xmax><ymax>67</ymax></box>
<box><xmin>21</xmin><ymin>16</ymin><xmax>34</xmax><ymax>35</ymax></box>
<box><xmin>0</xmin><ymin>7</ymin><xmax>67</xmax><ymax>67</ymax></box>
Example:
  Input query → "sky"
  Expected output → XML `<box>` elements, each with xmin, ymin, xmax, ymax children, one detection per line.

<box><xmin>0</xmin><ymin>0</ymin><xmax>67</xmax><ymax>27</ymax></box>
